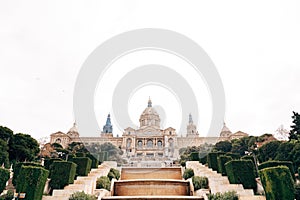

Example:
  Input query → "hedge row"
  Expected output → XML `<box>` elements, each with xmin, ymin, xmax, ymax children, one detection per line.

<box><xmin>225</xmin><ymin>153</ymin><xmax>240</xmax><ymax>160</ymax></box>
<box><xmin>225</xmin><ymin>160</ymin><xmax>257</xmax><ymax>191</ymax></box>
<box><xmin>0</xmin><ymin>168</ymin><xmax>10</xmax><ymax>194</ymax></box>
<box><xmin>259</xmin><ymin>166</ymin><xmax>294</xmax><ymax>200</ymax></box>
<box><xmin>258</xmin><ymin>161</ymin><xmax>295</xmax><ymax>180</ymax></box>
<box><xmin>12</xmin><ymin>162</ymin><xmax>42</xmax><ymax>185</ymax></box>
<box><xmin>16</xmin><ymin>166</ymin><xmax>49</xmax><ymax>200</ymax></box>
<box><xmin>44</xmin><ymin>158</ymin><xmax>63</xmax><ymax>171</ymax></box>
<box><xmin>207</xmin><ymin>152</ymin><xmax>225</xmax><ymax>171</ymax></box>
<box><xmin>217</xmin><ymin>155</ymin><xmax>232</xmax><ymax>176</ymax></box>
<box><xmin>86</xmin><ymin>154</ymin><xmax>99</xmax><ymax>168</ymax></box>
<box><xmin>49</xmin><ymin>161</ymin><xmax>77</xmax><ymax>190</ymax></box>
<box><xmin>70</xmin><ymin>157</ymin><xmax>92</xmax><ymax>176</ymax></box>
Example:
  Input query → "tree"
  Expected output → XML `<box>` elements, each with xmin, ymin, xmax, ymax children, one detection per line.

<box><xmin>0</xmin><ymin>139</ymin><xmax>9</xmax><ymax>168</ymax></box>
<box><xmin>257</xmin><ymin>140</ymin><xmax>281</xmax><ymax>163</ymax></box>
<box><xmin>214</xmin><ymin>141</ymin><xmax>232</xmax><ymax>152</ymax></box>
<box><xmin>289</xmin><ymin>111</ymin><xmax>300</xmax><ymax>141</ymax></box>
<box><xmin>0</xmin><ymin>126</ymin><xmax>13</xmax><ymax>143</ymax></box>
<box><xmin>9</xmin><ymin>133</ymin><xmax>40</xmax><ymax>162</ymax></box>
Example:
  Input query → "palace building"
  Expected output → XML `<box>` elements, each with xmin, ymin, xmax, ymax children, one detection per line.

<box><xmin>50</xmin><ymin>98</ymin><xmax>248</xmax><ymax>160</ymax></box>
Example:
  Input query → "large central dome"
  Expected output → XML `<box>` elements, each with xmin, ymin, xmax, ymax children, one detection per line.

<box><xmin>139</xmin><ymin>98</ymin><xmax>161</xmax><ymax>129</ymax></box>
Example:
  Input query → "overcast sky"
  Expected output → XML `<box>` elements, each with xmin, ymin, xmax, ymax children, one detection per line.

<box><xmin>0</xmin><ymin>1</ymin><xmax>300</xmax><ymax>140</ymax></box>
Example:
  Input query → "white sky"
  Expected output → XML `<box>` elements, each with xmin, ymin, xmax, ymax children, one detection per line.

<box><xmin>0</xmin><ymin>1</ymin><xmax>300</xmax><ymax>140</ymax></box>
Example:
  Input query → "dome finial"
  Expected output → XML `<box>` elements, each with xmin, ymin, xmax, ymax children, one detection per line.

<box><xmin>148</xmin><ymin>97</ymin><xmax>152</xmax><ymax>107</ymax></box>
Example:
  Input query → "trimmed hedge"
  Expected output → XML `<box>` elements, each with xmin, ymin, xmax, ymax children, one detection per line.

<box><xmin>217</xmin><ymin>155</ymin><xmax>232</xmax><ymax>176</ymax></box>
<box><xmin>44</xmin><ymin>158</ymin><xmax>63</xmax><ymax>170</ymax></box>
<box><xmin>16</xmin><ymin>166</ymin><xmax>49</xmax><ymax>200</ymax></box>
<box><xmin>192</xmin><ymin>176</ymin><xmax>209</xmax><ymax>190</ymax></box>
<box><xmin>99</xmin><ymin>151</ymin><xmax>108</xmax><ymax>162</ymax></box>
<box><xmin>207</xmin><ymin>152</ymin><xmax>224</xmax><ymax>171</ymax></box>
<box><xmin>69</xmin><ymin>191</ymin><xmax>97</xmax><ymax>200</ymax></box>
<box><xmin>259</xmin><ymin>166</ymin><xmax>294</xmax><ymax>200</ymax></box>
<box><xmin>75</xmin><ymin>152</ymin><xmax>86</xmax><ymax>157</ymax></box>
<box><xmin>225</xmin><ymin>160</ymin><xmax>257</xmax><ymax>191</ymax></box>
<box><xmin>183</xmin><ymin>168</ymin><xmax>194</xmax><ymax>180</ymax></box>
<box><xmin>96</xmin><ymin>176</ymin><xmax>111</xmax><ymax>191</ymax></box>
<box><xmin>71</xmin><ymin>157</ymin><xmax>92</xmax><ymax>176</ymax></box>
<box><xmin>242</xmin><ymin>155</ymin><xmax>258</xmax><ymax>177</ymax></box>
<box><xmin>207</xmin><ymin>191</ymin><xmax>238</xmax><ymax>200</ymax></box>
<box><xmin>225</xmin><ymin>153</ymin><xmax>240</xmax><ymax>159</ymax></box>
<box><xmin>0</xmin><ymin>168</ymin><xmax>10</xmax><ymax>194</ymax></box>
<box><xmin>200</xmin><ymin>155</ymin><xmax>208</xmax><ymax>165</ymax></box>
<box><xmin>189</xmin><ymin>152</ymin><xmax>200</xmax><ymax>161</ymax></box>
<box><xmin>86</xmin><ymin>154</ymin><xmax>99</xmax><ymax>169</ymax></box>
<box><xmin>12</xmin><ymin>162</ymin><xmax>42</xmax><ymax>186</ymax></box>
<box><xmin>107</xmin><ymin>168</ymin><xmax>120</xmax><ymax>181</ymax></box>
<box><xmin>258</xmin><ymin>161</ymin><xmax>295</xmax><ymax>180</ymax></box>
<box><xmin>49</xmin><ymin>161</ymin><xmax>77</xmax><ymax>190</ymax></box>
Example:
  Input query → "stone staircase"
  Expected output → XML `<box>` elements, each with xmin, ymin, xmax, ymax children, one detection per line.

<box><xmin>42</xmin><ymin>161</ymin><xmax>116</xmax><ymax>200</ymax></box>
<box><xmin>186</xmin><ymin>161</ymin><xmax>265</xmax><ymax>200</ymax></box>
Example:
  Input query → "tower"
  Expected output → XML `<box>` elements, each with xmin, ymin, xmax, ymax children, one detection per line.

<box><xmin>102</xmin><ymin>114</ymin><xmax>113</xmax><ymax>136</ymax></box>
<box><xmin>186</xmin><ymin>113</ymin><xmax>198</xmax><ymax>137</ymax></box>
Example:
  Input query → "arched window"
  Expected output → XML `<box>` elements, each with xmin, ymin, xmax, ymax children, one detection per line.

<box><xmin>147</xmin><ymin>140</ymin><xmax>153</xmax><ymax>148</ymax></box>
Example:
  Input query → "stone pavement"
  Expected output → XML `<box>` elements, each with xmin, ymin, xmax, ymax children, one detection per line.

<box><xmin>186</xmin><ymin>161</ymin><xmax>266</xmax><ymax>200</ymax></box>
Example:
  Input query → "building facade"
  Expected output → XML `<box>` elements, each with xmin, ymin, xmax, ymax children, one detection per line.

<box><xmin>50</xmin><ymin>99</ymin><xmax>248</xmax><ymax>159</ymax></box>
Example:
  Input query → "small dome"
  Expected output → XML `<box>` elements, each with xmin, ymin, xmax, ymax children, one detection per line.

<box><xmin>68</xmin><ymin>122</ymin><xmax>78</xmax><ymax>133</ymax></box>
<box><xmin>220</xmin><ymin>122</ymin><xmax>232</xmax><ymax>137</ymax></box>
<box><xmin>139</xmin><ymin>98</ymin><xmax>160</xmax><ymax>128</ymax></box>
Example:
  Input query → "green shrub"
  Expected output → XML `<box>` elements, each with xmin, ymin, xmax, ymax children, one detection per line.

<box><xmin>258</xmin><ymin>161</ymin><xmax>295</xmax><ymax>180</ymax></box>
<box><xmin>192</xmin><ymin>176</ymin><xmax>208</xmax><ymax>190</ymax></box>
<box><xmin>225</xmin><ymin>153</ymin><xmax>240</xmax><ymax>159</ymax></box>
<box><xmin>0</xmin><ymin>189</ymin><xmax>14</xmax><ymax>200</ymax></box>
<box><xmin>242</xmin><ymin>155</ymin><xmax>258</xmax><ymax>177</ymax></box>
<box><xmin>99</xmin><ymin>151</ymin><xmax>108</xmax><ymax>162</ymax></box>
<box><xmin>200</xmin><ymin>155</ymin><xmax>207</xmax><ymax>165</ymax></box>
<box><xmin>207</xmin><ymin>152</ymin><xmax>224</xmax><ymax>171</ymax></box>
<box><xmin>16</xmin><ymin>166</ymin><xmax>49</xmax><ymax>200</ymax></box>
<box><xmin>70</xmin><ymin>157</ymin><xmax>92</xmax><ymax>176</ymax></box>
<box><xmin>189</xmin><ymin>152</ymin><xmax>200</xmax><ymax>161</ymax></box>
<box><xmin>12</xmin><ymin>162</ymin><xmax>42</xmax><ymax>185</ymax></box>
<box><xmin>96</xmin><ymin>176</ymin><xmax>111</xmax><ymax>191</ymax></box>
<box><xmin>86</xmin><ymin>154</ymin><xmax>99</xmax><ymax>169</ymax></box>
<box><xmin>225</xmin><ymin>160</ymin><xmax>257</xmax><ymax>191</ymax></box>
<box><xmin>69</xmin><ymin>191</ymin><xmax>97</xmax><ymax>200</ymax></box>
<box><xmin>217</xmin><ymin>155</ymin><xmax>232</xmax><ymax>176</ymax></box>
<box><xmin>207</xmin><ymin>191</ymin><xmax>238</xmax><ymax>200</ymax></box>
<box><xmin>0</xmin><ymin>168</ymin><xmax>10</xmax><ymax>194</ymax></box>
<box><xmin>183</xmin><ymin>168</ymin><xmax>194</xmax><ymax>180</ymax></box>
<box><xmin>44</xmin><ymin>158</ymin><xmax>63</xmax><ymax>170</ymax></box>
<box><xmin>49</xmin><ymin>161</ymin><xmax>77</xmax><ymax>190</ymax></box>
<box><xmin>75</xmin><ymin>152</ymin><xmax>86</xmax><ymax>157</ymax></box>
<box><xmin>107</xmin><ymin>168</ymin><xmax>120</xmax><ymax>180</ymax></box>
<box><xmin>259</xmin><ymin>166</ymin><xmax>294</xmax><ymax>200</ymax></box>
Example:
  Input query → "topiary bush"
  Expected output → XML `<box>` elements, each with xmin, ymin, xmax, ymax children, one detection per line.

<box><xmin>99</xmin><ymin>151</ymin><xmax>108</xmax><ymax>162</ymax></box>
<box><xmin>70</xmin><ymin>157</ymin><xmax>92</xmax><ymax>176</ymax></box>
<box><xmin>75</xmin><ymin>152</ymin><xmax>86</xmax><ymax>157</ymax></box>
<box><xmin>183</xmin><ymin>168</ymin><xmax>194</xmax><ymax>180</ymax></box>
<box><xmin>225</xmin><ymin>153</ymin><xmax>240</xmax><ymax>160</ymax></box>
<box><xmin>86</xmin><ymin>154</ymin><xmax>99</xmax><ymax>169</ymax></box>
<box><xmin>189</xmin><ymin>152</ymin><xmax>200</xmax><ymax>161</ymax></box>
<box><xmin>0</xmin><ymin>168</ymin><xmax>10</xmax><ymax>194</ymax></box>
<box><xmin>107</xmin><ymin>168</ymin><xmax>120</xmax><ymax>181</ymax></box>
<box><xmin>44</xmin><ymin>158</ymin><xmax>63</xmax><ymax>170</ymax></box>
<box><xmin>207</xmin><ymin>191</ymin><xmax>238</xmax><ymax>200</ymax></box>
<box><xmin>49</xmin><ymin>161</ymin><xmax>77</xmax><ymax>190</ymax></box>
<box><xmin>217</xmin><ymin>155</ymin><xmax>232</xmax><ymax>176</ymax></box>
<box><xmin>258</xmin><ymin>161</ymin><xmax>295</xmax><ymax>180</ymax></box>
<box><xmin>0</xmin><ymin>189</ymin><xmax>14</xmax><ymax>200</ymax></box>
<box><xmin>225</xmin><ymin>160</ymin><xmax>257</xmax><ymax>191</ymax></box>
<box><xmin>16</xmin><ymin>166</ymin><xmax>49</xmax><ymax>200</ymax></box>
<box><xmin>241</xmin><ymin>155</ymin><xmax>258</xmax><ymax>177</ymax></box>
<box><xmin>69</xmin><ymin>191</ymin><xmax>97</xmax><ymax>200</ymax></box>
<box><xmin>96</xmin><ymin>176</ymin><xmax>111</xmax><ymax>191</ymax></box>
<box><xmin>192</xmin><ymin>176</ymin><xmax>208</xmax><ymax>190</ymax></box>
<box><xmin>207</xmin><ymin>152</ymin><xmax>225</xmax><ymax>171</ymax></box>
<box><xmin>12</xmin><ymin>162</ymin><xmax>42</xmax><ymax>185</ymax></box>
<box><xmin>259</xmin><ymin>166</ymin><xmax>295</xmax><ymax>200</ymax></box>
<box><xmin>200</xmin><ymin>155</ymin><xmax>208</xmax><ymax>165</ymax></box>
